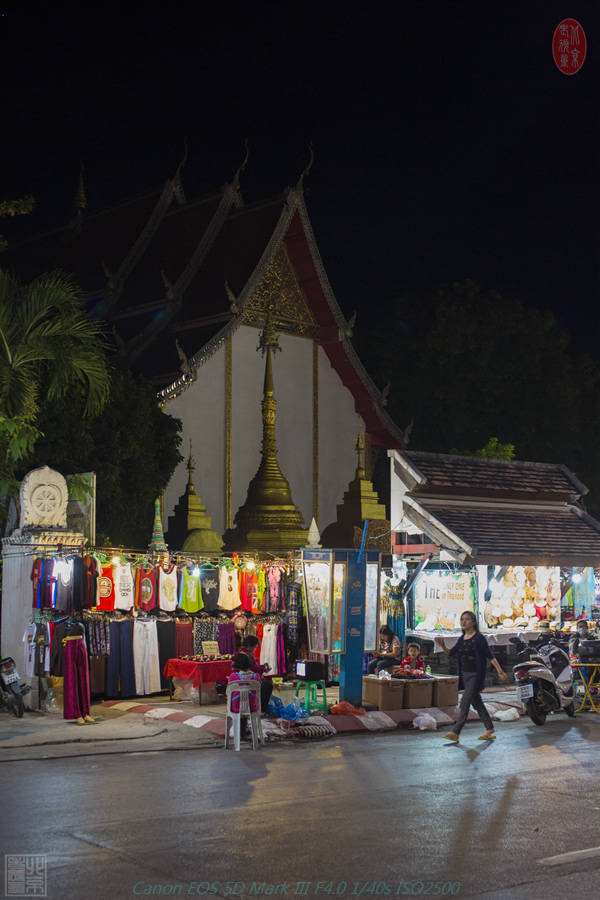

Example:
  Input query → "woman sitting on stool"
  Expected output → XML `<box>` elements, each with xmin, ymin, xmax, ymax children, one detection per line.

<box><xmin>368</xmin><ymin>625</ymin><xmax>402</xmax><ymax>674</ymax></box>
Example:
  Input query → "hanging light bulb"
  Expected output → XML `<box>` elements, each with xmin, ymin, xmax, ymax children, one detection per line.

<box><xmin>246</xmin><ymin>560</ymin><xmax>255</xmax><ymax>570</ymax></box>
<box><xmin>112</xmin><ymin>555</ymin><xmax>120</xmax><ymax>565</ymax></box>
<box><xmin>192</xmin><ymin>566</ymin><xmax>200</xmax><ymax>578</ymax></box>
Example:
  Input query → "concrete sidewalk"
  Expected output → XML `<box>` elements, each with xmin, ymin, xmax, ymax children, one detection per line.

<box><xmin>0</xmin><ymin>687</ymin><xmax>575</xmax><ymax>755</ymax></box>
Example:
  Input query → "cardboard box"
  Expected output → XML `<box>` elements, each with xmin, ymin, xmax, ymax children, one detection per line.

<box><xmin>362</xmin><ymin>675</ymin><xmax>405</xmax><ymax>710</ymax></box>
<box><xmin>403</xmin><ymin>678</ymin><xmax>433</xmax><ymax>709</ymax></box>
<box><xmin>432</xmin><ymin>676</ymin><xmax>459</xmax><ymax>707</ymax></box>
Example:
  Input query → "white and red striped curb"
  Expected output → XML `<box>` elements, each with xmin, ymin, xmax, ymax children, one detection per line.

<box><xmin>101</xmin><ymin>698</ymin><xmax>524</xmax><ymax>740</ymax></box>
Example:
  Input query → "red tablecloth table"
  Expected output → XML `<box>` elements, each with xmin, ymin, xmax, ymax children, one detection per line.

<box><xmin>163</xmin><ymin>658</ymin><xmax>233</xmax><ymax>703</ymax></box>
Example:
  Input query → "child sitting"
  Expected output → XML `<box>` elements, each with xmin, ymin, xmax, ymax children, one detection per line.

<box><xmin>400</xmin><ymin>642</ymin><xmax>426</xmax><ymax>678</ymax></box>
<box><xmin>227</xmin><ymin>652</ymin><xmax>260</xmax><ymax>713</ymax></box>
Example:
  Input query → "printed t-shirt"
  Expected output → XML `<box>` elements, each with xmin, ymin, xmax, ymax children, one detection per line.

<box><xmin>22</xmin><ymin>624</ymin><xmax>37</xmax><ymax>677</ymax></box>
<box><xmin>179</xmin><ymin>568</ymin><xmax>203</xmax><ymax>613</ymax></box>
<box><xmin>218</xmin><ymin>566</ymin><xmax>241</xmax><ymax>611</ymax></box>
<box><xmin>114</xmin><ymin>562</ymin><xmax>134</xmax><ymax>611</ymax></box>
<box><xmin>97</xmin><ymin>565</ymin><xmax>116</xmax><ymax>611</ymax></box>
<box><xmin>136</xmin><ymin>565</ymin><xmax>157</xmax><ymax>611</ymax></box>
<box><xmin>199</xmin><ymin>569</ymin><xmax>219</xmax><ymax>612</ymax></box>
<box><xmin>158</xmin><ymin>565</ymin><xmax>178</xmax><ymax>611</ymax></box>
<box><xmin>240</xmin><ymin>570</ymin><xmax>258</xmax><ymax>612</ymax></box>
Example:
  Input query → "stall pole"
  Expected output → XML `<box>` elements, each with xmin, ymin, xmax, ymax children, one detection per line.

<box><xmin>339</xmin><ymin>550</ymin><xmax>366</xmax><ymax>706</ymax></box>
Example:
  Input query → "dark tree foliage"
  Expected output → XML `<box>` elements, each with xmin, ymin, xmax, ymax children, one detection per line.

<box><xmin>24</xmin><ymin>369</ymin><xmax>182</xmax><ymax>546</ymax></box>
<box><xmin>356</xmin><ymin>280</ymin><xmax>600</xmax><ymax>512</ymax></box>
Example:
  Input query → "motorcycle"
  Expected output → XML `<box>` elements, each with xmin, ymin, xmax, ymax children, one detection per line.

<box><xmin>510</xmin><ymin>636</ymin><xmax>575</xmax><ymax>725</ymax></box>
<box><xmin>0</xmin><ymin>657</ymin><xmax>31</xmax><ymax>718</ymax></box>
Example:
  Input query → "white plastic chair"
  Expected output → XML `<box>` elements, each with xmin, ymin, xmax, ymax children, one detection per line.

<box><xmin>224</xmin><ymin>679</ymin><xmax>265</xmax><ymax>751</ymax></box>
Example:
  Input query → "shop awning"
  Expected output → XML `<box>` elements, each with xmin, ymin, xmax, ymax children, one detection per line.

<box><xmin>403</xmin><ymin>496</ymin><xmax>600</xmax><ymax>567</ymax></box>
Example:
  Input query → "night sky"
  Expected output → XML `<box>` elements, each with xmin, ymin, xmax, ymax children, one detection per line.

<box><xmin>1</xmin><ymin>2</ymin><xmax>598</xmax><ymax>344</ymax></box>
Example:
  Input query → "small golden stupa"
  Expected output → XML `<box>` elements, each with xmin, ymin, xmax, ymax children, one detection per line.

<box><xmin>223</xmin><ymin>308</ymin><xmax>308</xmax><ymax>551</ymax></box>
<box><xmin>167</xmin><ymin>443</ymin><xmax>224</xmax><ymax>554</ymax></box>
<box><xmin>320</xmin><ymin>431</ymin><xmax>390</xmax><ymax>549</ymax></box>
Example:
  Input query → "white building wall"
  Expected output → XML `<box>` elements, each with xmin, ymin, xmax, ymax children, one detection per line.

<box><xmin>164</xmin><ymin>344</ymin><xmax>226</xmax><ymax>534</ymax></box>
<box><xmin>318</xmin><ymin>344</ymin><xmax>362</xmax><ymax>531</ymax></box>
<box><xmin>163</xmin><ymin>325</ymin><xmax>368</xmax><ymax>542</ymax></box>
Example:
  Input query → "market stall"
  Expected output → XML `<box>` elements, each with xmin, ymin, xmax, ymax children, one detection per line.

<box><xmin>388</xmin><ymin>449</ymin><xmax>600</xmax><ymax>672</ymax></box>
<box><xmin>11</xmin><ymin>534</ymin><xmax>307</xmax><ymax>716</ymax></box>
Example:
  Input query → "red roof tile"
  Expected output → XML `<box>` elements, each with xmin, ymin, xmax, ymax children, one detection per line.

<box><xmin>404</xmin><ymin>451</ymin><xmax>585</xmax><ymax>501</ymax></box>
<box><xmin>414</xmin><ymin>499</ymin><xmax>600</xmax><ymax>565</ymax></box>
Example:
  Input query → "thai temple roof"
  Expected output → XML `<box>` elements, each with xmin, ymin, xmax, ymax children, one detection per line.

<box><xmin>4</xmin><ymin>163</ymin><xmax>405</xmax><ymax>449</ymax></box>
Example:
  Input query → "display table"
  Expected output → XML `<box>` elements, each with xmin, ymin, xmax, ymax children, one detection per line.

<box><xmin>163</xmin><ymin>658</ymin><xmax>233</xmax><ymax>704</ymax></box>
<box><xmin>571</xmin><ymin>662</ymin><xmax>600</xmax><ymax>713</ymax></box>
<box><xmin>407</xmin><ymin>629</ymin><xmax>545</xmax><ymax>653</ymax></box>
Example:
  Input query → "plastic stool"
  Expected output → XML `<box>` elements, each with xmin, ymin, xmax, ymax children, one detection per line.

<box><xmin>224</xmin><ymin>680</ymin><xmax>265</xmax><ymax>751</ymax></box>
<box><xmin>295</xmin><ymin>680</ymin><xmax>328</xmax><ymax>714</ymax></box>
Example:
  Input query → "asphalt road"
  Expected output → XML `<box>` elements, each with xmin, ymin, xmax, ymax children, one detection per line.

<box><xmin>2</xmin><ymin>714</ymin><xmax>600</xmax><ymax>900</ymax></box>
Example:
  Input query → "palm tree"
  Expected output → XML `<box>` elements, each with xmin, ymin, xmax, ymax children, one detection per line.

<box><xmin>0</xmin><ymin>268</ymin><xmax>110</xmax><ymax>422</ymax></box>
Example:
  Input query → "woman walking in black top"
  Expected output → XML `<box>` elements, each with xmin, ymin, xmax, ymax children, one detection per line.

<box><xmin>443</xmin><ymin>610</ymin><xmax>507</xmax><ymax>742</ymax></box>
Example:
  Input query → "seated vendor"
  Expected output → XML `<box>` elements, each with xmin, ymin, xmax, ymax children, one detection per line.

<box><xmin>368</xmin><ymin>625</ymin><xmax>402</xmax><ymax>674</ymax></box>
<box><xmin>400</xmin><ymin>642</ymin><xmax>426</xmax><ymax>677</ymax></box>
<box><xmin>569</xmin><ymin>619</ymin><xmax>589</xmax><ymax>662</ymax></box>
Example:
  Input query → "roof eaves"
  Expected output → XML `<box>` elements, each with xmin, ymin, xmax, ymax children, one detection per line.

<box><xmin>158</xmin><ymin>191</ymin><xmax>298</xmax><ymax>402</ymax></box>
<box><xmin>123</xmin><ymin>182</ymin><xmax>238</xmax><ymax>367</ymax></box>
<box><xmin>571</xmin><ymin>503</ymin><xmax>600</xmax><ymax>534</ymax></box>
<box><xmin>388</xmin><ymin>449</ymin><xmax>426</xmax><ymax>490</ymax></box>
<box><xmin>294</xmin><ymin>191</ymin><xmax>405</xmax><ymax>448</ymax></box>
<box><xmin>403</xmin><ymin>496</ymin><xmax>474</xmax><ymax>558</ymax></box>
<box><xmin>559</xmin><ymin>464</ymin><xmax>588</xmax><ymax>498</ymax></box>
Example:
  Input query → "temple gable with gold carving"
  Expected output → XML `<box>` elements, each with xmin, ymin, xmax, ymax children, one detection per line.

<box><xmin>5</xmin><ymin>166</ymin><xmax>405</xmax><ymax>546</ymax></box>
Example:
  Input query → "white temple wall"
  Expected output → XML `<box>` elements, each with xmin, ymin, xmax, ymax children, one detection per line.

<box><xmin>318</xmin><ymin>344</ymin><xmax>361</xmax><ymax>531</ymax></box>
<box><xmin>163</xmin><ymin>325</ymin><xmax>367</xmax><ymax>542</ymax></box>
<box><xmin>164</xmin><ymin>345</ymin><xmax>226</xmax><ymax>534</ymax></box>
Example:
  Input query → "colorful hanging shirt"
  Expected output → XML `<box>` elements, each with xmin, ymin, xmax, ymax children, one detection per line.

<box><xmin>218</xmin><ymin>566</ymin><xmax>241</xmax><ymax>611</ymax></box>
<box><xmin>136</xmin><ymin>565</ymin><xmax>157</xmax><ymax>612</ymax></box>
<box><xmin>97</xmin><ymin>564</ymin><xmax>116</xmax><ymax>611</ymax></box>
<box><xmin>158</xmin><ymin>564</ymin><xmax>179</xmax><ymax>611</ymax></box>
<box><xmin>179</xmin><ymin>568</ymin><xmax>204</xmax><ymax>613</ymax></box>
<box><xmin>114</xmin><ymin>562</ymin><xmax>135</xmax><ymax>611</ymax></box>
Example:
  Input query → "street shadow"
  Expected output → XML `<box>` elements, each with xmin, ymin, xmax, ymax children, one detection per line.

<box><xmin>522</xmin><ymin>715</ymin><xmax>600</xmax><ymax>752</ymax></box>
<box><xmin>217</xmin><ymin>742</ymin><xmax>273</xmax><ymax>809</ymax></box>
<box><xmin>442</xmin><ymin>774</ymin><xmax>519</xmax><ymax>873</ymax></box>
<box><xmin>443</xmin><ymin>740</ymin><xmax>495</xmax><ymax>763</ymax></box>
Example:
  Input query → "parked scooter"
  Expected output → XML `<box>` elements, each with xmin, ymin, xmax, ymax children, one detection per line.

<box><xmin>0</xmin><ymin>657</ymin><xmax>31</xmax><ymax>718</ymax></box>
<box><xmin>510</xmin><ymin>636</ymin><xmax>575</xmax><ymax>725</ymax></box>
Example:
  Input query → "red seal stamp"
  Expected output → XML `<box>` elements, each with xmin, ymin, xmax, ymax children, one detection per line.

<box><xmin>552</xmin><ymin>18</ymin><xmax>587</xmax><ymax>75</ymax></box>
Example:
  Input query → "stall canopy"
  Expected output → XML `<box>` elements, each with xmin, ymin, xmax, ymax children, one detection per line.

<box><xmin>390</xmin><ymin>450</ymin><xmax>600</xmax><ymax>567</ymax></box>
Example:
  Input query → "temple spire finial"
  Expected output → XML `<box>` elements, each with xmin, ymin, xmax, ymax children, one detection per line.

<box><xmin>295</xmin><ymin>142</ymin><xmax>314</xmax><ymax>194</ymax></box>
<box><xmin>186</xmin><ymin>440</ymin><xmax>196</xmax><ymax>495</ymax></box>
